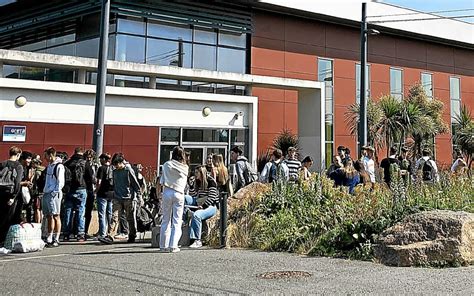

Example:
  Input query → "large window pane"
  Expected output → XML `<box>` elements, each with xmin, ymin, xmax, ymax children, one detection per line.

<box><xmin>325</xmin><ymin>120</ymin><xmax>334</xmax><ymax>142</ymax></box>
<box><xmin>390</xmin><ymin>68</ymin><xmax>403</xmax><ymax>100</ymax></box>
<box><xmin>450</xmin><ymin>77</ymin><xmax>460</xmax><ymax>100</ymax></box>
<box><xmin>194</xmin><ymin>28</ymin><xmax>217</xmax><ymax>45</ymax></box>
<box><xmin>117</xmin><ymin>18</ymin><xmax>146</xmax><ymax>35</ymax></box>
<box><xmin>217</xmin><ymin>47</ymin><xmax>245</xmax><ymax>73</ymax></box>
<box><xmin>146</xmin><ymin>39</ymin><xmax>192</xmax><ymax>67</ymax></box>
<box><xmin>450</xmin><ymin>98</ymin><xmax>461</xmax><ymax>119</ymax></box>
<box><xmin>219</xmin><ymin>31</ymin><xmax>246</xmax><ymax>48</ymax></box>
<box><xmin>114</xmin><ymin>75</ymin><xmax>145</xmax><ymax>88</ymax></box>
<box><xmin>47</xmin><ymin>43</ymin><xmax>75</xmax><ymax>56</ymax></box>
<box><xmin>46</xmin><ymin>34</ymin><xmax>75</xmax><ymax>48</ymax></box>
<box><xmin>318</xmin><ymin>59</ymin><xmax>333</xmax><ymax>85</ymax></box>
<box><xmin>147</xmin><ymin>21</ymin><xmax>192</xmax><ymax>41</ymax></box>
<box><xmin>115</xmin><ymin>34</ymin><xmax>145</xmax><ymax>63</ymax></box>
<box><xmin>77</xmin><ymin>38</ymin><xmax>99</xmax><ymax>58</ymax></box>
<box><xmin>325</xmin><ymin>142</ymin><xmax>333</xmax><ymax>168</ymax></box>
<box><xmin>193</xmin><ymin>44</ymin><xmax>216</xmax><ymax>71</ymax></box>
<box><xmin>161</xmin><ymin>128</ymin><xmax>180</xmax><ymax>142</ymax></box>
<box><xmin>20</xmin><ymin>67</ymin><xmax>45</xmax><ymax>81</ymax></box>
<box><xmin>46</xmin><ymin>69</ymin><xmax>74</xmax><ymax>83</ymax></box>
<box><xmin>356</xmin><ymin>63</ymin><xmax>371</xmax><ymax>104</ymax></box>
<box><xmin>3</xmin><ymin>65</ymin><xmax>20</xmax><ymax>78</ymax></box>
<box><xmin>421</xmin><ymin>73</ymin><xmax>433</xmax><ymax>99</ymax></box>
<box><xmin>159</xmin><ymin>145</ymin><xmax>175</xmax><ymax>165</ymax></box>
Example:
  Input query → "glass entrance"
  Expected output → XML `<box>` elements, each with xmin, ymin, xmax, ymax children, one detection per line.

<box><xmin>183</xmin><ymin>146</ymin><xmax>227</xmax><ymax>172</ymax></box>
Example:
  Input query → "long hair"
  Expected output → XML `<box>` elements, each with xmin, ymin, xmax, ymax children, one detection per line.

<box><xmin>212</xmin><ymin>154</ymin><xmax>229</xmax><ymax>186</ymax></box>
<box><xmin>195</xmin><ymin>165</ymin><xmax>208</xmax><ymax>190</ymax></box>
<box><xmin>343</xmin><ymin>160</ymin><xmax>358</xmax><ymax>179</ymax></box>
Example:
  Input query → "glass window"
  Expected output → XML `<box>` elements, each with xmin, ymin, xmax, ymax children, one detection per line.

<box><xmin>159</xmin><ymin>145</ymin><xmax>175</xmax><ymax>165</ymax></box>
<box><xmin>218</xmin><ymin>31</ymin><xmax>246</xmax><ymax>48</ymax></box>
<box><xmin>217</xmin><ymin>47</ymin><xmax>245</xmax><ymax>73</ymax></box>
<box><xmin>450</xmin><ymin>76</ymin><xmax>461</xmax><ymax>122</ymax></box>
<box><xmin>146</xmin><ymin>39</ymin><xmax>192</xmax><ymax>67</ymax></box>
<box><xmin>421</xmin><ymin>73</ymin><xmax>433</xmax><ymax>99</ymax></box>
<box><xmin>19</xmin><ymin>67</ymin><xmax>45</xmax><ymax>81</ymax></box>
<box><xmin>46</xmin><ymin>34</ymin><xmax>75</xmax><ymax>47</ymax></box>
<box><xmin>161</xmin><ymin>128</ymin><xmax>180</xmax><ymax>142</ymax></box>
<box><xmin>325</xmin><ymin>142</ymin><xmax>333</xmax><ymax>168</ymax></box>
<box><xmin>147</xmin><ymin>21</ymin><xmax>192</xmax><ymax>41</ymax></box>
<box><xmin>231</xmin><ymin>129</ymin><xmax>246</xmax><ymax>143</ymax></box>
<box><xmin>115</xmin><ymin>34</ymin><xmax>145</xmax><ymax>63</ymax></box>
<box><xmin>325</xmin><ymin>119</ymin><xmax>334</xmax><ymax>142</ymax></box>
<box><xmin>193</xmin><ymin>44</ymin><xmax>216</xmax><ymax>71</ymax></box>
<box><xmin>117</xmin><ymin>18</ymin><xmax>146</xmax><ymax>35</ymax></box>
<box><xmin>194</xmin><ymin>28</ymin><xmax>217</xmax><ymax>45</ymax></box>
<box><xmin>46</xmin><ymin>43</ymin><xmax>75</xmax><ymax>56</ymax></box>
<box><xmin>19</xmin><ymin>40</ymin><xmax>47</xmax><ymax>52</ymax></box>
<box><xmin>390</xmin><ymin>68</ymin><xmax>403</xmax><ymax>100</ymax></box>
<box><xmin>76</xmin><ymin>38</ymin><xmax>99</xmax><ymax>58</ymax></box>
<box><xmin>114</xmin><ymin>75</ymin><xmax>145</xmax><ymax>88</ymax></box>
<box><xmin>182</xmin><ymin>129</ymin><xmax>229</xmax><ymax>142</ymax></box>
<box><xmin>3</xmin><ymin>65</ymin><xmax>20</xmax><ymax>78</ymax></box>
<box><xmin>356</xmin><ymin>63</ymin><xmax>371</xmax><ymax>104</ymax></box>
<box><xmin>318</xmin><ymin>59</ymin><xmax>333</xmax><ymax>85</ymax></box>
<box><xmin>46</xmin><ymin>69</ymin><xmax>74</xmax><ymax>83</ymax></box>
<box><xmin>183</xmin><ymin>129</ymin><xmax>203</xmax><ymax>142</ymax></box>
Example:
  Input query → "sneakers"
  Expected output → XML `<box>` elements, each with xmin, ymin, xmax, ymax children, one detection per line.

<box><xmin>189</xmin><ymin>240</ymin><xmax>202</xmax><ymax>248</ymax></box>
<box><xmin>170</xmin><ymin>247</ymin><xmax>180</xmax><ymax>253</ymax></box>
<box><xmin>77</xmin><ymin>235</ymin><xmax>86</xmax><ymax>242</ymax></box>
<box><xmin>159</xmin><ymin>248</ymin><xmax>170</xmax><ymax>253</ymax></box>
<box><xmin>114</xmin><ymin>233</ymin><xmax>128</xmax><ymax>240</ymax></box>
<box><xmin>45</xmin><ymin>240</ymin><xmax>59</xmax><ymax>248</ymax></box>
<box><xmin>98</xmin><ymin>236</ymin><xmax>113</xmax><ymax>245</ymax></box>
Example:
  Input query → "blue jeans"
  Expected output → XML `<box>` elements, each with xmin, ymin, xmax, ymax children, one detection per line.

<box><xmin>63</xmin><ymin>189</ymin><xmax>87</xmax><ymax>236</ymax></box>
<box><xmin>190</xmin><ymin>205</ymin><xmax>217</xmax><ymax>240</ymax></box>
<box><xmin>97</xmin><ymin>196</ymin><xmax>113</xmax><ymax>237</ymax></box>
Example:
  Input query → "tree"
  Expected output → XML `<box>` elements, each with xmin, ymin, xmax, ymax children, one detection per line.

<box><xmin>453</xmin><ymin>105</ymin><xmax>474</xmax><ymax>173</ymax></box>
<box><xmin>272</xmin><ymin>128</ymin><xmax>299</xmax><ymax>157</ymax></box>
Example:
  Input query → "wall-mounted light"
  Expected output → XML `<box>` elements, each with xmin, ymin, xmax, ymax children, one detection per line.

<box><xmin>202</xmin><ymin>106</ymin><xmax>212</xmax><ymax>117</ymax></box>
<box><xmin>15</xmin><ymin>96</ymin><xmax>27</xmax><ymax>107</ymax></box>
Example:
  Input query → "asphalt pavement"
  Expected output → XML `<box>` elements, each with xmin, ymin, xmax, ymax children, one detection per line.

<box><xmin>1</xmin><ymin>241</ymin><xmax>472</xmax><ymax>295</ymax></box>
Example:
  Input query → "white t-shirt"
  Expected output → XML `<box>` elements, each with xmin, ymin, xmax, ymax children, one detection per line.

<box><xmin>363</xmin><ymin>156</ymin><xmax>376</xmax><ymax>183</ymax></box>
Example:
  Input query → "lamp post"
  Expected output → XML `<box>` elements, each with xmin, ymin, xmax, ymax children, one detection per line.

<box><xmin>358</xmin><ymin>3</ymin><xmax>379</xmax><ymax>156</ymax></box>
<box><xmin>92</xmin><ymin>0</ymin><xmax>110</xmax><ymax>156</ymax></box>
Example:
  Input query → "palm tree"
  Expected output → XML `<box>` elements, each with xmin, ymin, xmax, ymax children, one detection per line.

<box><xmin>377</xmin><ymin>96</ymin><xmax>404</xmax><ymax>156</ymax></box>
<box><xmin>453</xmin><ymin>105</ymin><xmax>474</xmax><ymax>173</ymax></box>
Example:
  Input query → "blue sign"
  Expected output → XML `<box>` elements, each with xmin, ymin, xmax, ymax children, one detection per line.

<box><xmin>2</xmin><ymin>125</ymin><xmax>26</xmax><ymax>142</ymax></box>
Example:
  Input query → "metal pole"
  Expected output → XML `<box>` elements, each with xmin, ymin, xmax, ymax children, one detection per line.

<box><xmin>92</xmin><ymin>0</ymin><xmax>110</xmax><ymax>155</ymax></box>
<box><xmin>358</xmin><ymin>2</ymin><xmax>368</xmax><ymax>156</ymax></box>
<box><xmin>219</xmin><ymin>192</ymin><xmax>228</xmax><ymax>248</ymax></box>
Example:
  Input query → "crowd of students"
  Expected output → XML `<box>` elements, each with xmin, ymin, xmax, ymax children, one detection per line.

<box><xmin>0</xmin><ymin>142</ymin><xmax>468</xmax><ymax>251</ymax></box>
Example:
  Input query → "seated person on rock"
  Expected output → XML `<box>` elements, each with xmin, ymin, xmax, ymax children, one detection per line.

<box><xmin>185</xmin><ymin>166</ymin><xmax>219</xmax><ymax>248</ymax></box>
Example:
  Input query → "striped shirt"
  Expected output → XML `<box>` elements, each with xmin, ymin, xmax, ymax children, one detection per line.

<box><xmin>189</xmin><ymin>177</ymin><xmax>219</xmax><ymax>208</ymax></box>
<box><xmin>285</xmin><ymin>158</ymin><xmax>301</xmax><ymax>181</ymax></box>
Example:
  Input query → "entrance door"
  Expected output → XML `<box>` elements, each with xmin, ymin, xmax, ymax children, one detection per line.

<box><xmin>183</xmin><ymin>146</ymin><xmax>227</xmax><ymax>172</ymax></box>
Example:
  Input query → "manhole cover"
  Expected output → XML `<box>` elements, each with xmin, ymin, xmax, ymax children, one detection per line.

<box><xmin>256</xmin><ymin>271</ymin><xmax>312</xmax><ymax>279</ymax></box>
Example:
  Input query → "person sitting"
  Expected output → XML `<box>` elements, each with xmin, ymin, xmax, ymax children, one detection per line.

<box><xmin>186</xmin><ymin>166</ymin><xmax>219</xmax><ymax>249</ymax></box>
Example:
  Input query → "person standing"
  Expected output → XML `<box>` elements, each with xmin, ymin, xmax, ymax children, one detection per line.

<box><xmin>30</xmin><ymin>158</ymin><xmax>45</xmax><ymax>223</ymax></box>
<box><xmin>285</xmin><ymin>147</ymin><xmax>301</xmax><ymax>182</ymax></box>
<box><xmin>380</xmin><ymin>147</ymin><xmax>401</xmax><ymax>187</ymax></box>
<box><xmin>451</xmin><ymin>149</ymin><xmax>467</xmax><ymax>176</ymax></box>
<box><xmin>18</xmin><ymin>151</ymin><xmax>34</xmax><ymax>223</ymax></box>
<box><xmin>84</xmin><ymin>149</ymin><xmax>97</xmax><ymax>238</ymax></box>
<box><xmin>362</xmin><ymin>146</ymin><xmax>376</xmax><ymax>185</ymax></box>
<box><xmin>63</xmin><ymin>147</ymin><xmax>88</xmax><ymax>242</ymax></box>
<box><xmin>42</xmin><ymin>147</ymin><xmax>65</xmax><ymax>248</ymax></box>
<box><xmin>159</xmin><ymin>146</ymin><xmax>188</xmax><ymax>252</ymax></box>
<box><xmin>300</xmin><ymin>156</ymin><xmax>313</xmax><ymax>181</ymax></box>
<box><xmin>108</xmin><ymin>153</ymin><xmax>142</xmax><ymax>244</ymax></box>
<box><xmin>260</xmin><ymin>149</ymin><xmax>289</xmax><ymax>183</ymax></box>
<box><xmin>0</xmin><ymin>146</ymin><xmax>24</xmax><ymax>246</ymax></box>
<box><xmin>96</xmin><ymin>153</ymin><xmax>114</xmax><ymax>243</ymax></box>
<box><xmin>212</xmin><ymin>154</ymin><xmax>231</xmax><ymax>195</ymax></box>
<box><xmin>398</xmin><ymin>147</ymin><xmax>412</xmax><ymax>184</ymax></box>
<box><xmin>342</xmin><ymin>160</ymin><xmax>360</xmax><ymax>194</ymax></box>
<box><xmin>415</xmin><ymin>148</ymin><xmax>439</xmax><ymax>184</ymax></box>
<box><xmin>230</xmin><ymin>146</ymin><xmax>257</xmax><ymax>192</ymax></box>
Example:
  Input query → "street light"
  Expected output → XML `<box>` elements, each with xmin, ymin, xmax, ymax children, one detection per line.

<box><xmin>358</xmin><ymin>3</ymin><xmax>379</xmax><ymax>156</ymax></box>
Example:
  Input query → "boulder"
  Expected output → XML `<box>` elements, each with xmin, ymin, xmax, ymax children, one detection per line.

<box><xmin>374</xmin><ymin>210</ymin><xmax>474</xmax><ymax>267</ymax></box>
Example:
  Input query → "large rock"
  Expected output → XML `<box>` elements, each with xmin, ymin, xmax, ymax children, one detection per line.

<box><xmin>374</xmin><ymin>210</ymin><xmax>474</xmax><ymax>267</ymax></box>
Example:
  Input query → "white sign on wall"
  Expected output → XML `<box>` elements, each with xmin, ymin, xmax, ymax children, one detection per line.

<box><xmin>2</xmin><ymin>125</ymin><xmax>26</xmax><ymax>142</ymax></box>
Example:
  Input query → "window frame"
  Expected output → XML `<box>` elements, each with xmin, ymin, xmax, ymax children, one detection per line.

<box><xmin>318</xmin><ymin>57</ymin><xmax>334</xmax><ymax>169</ymax></box>
<box><xmin>355</xmin><ymin>63</ymin><xmax>371</xmax><ymax>105</ymax></box>
<box><xmin>389</xmin><ymin>67</ymin><xmax>404</xmax><ymax>100</ymax></box>
<box><xmin>421</xmin><ymin>72</ymin><xmax>434</xmax><ymax>100</ymax></box>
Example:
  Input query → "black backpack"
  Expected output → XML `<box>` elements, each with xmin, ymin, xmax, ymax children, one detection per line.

<box><xmin>65</xmin><ymin>158</ymin><xmax>86</xmax><ymax>190</ymax></box>
<box><xmin>136</xmin><ymin>204</ymin><xmax>155</xmax><ymax>233</ymax></box>
<box><xmin>236</xmin><ymin>159</ymin><xmax>258</xmax><ymax>186</ymax></box>
<box><xmin>52</xmin><ymin>163</ymin><xmax>72</xmax><ymax>194</ymax></box>
<box><xmin>0</xmin><ymin>161</ymin><xmax>18</xmax><ymax>196</ymax></box>
<box><xmin>421</xmin><ymin>159</ymin><xmax>435</xmax><ymax>182</ymax></box>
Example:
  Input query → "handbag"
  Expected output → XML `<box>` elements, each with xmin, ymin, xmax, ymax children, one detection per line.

<box><xmin>21</xmin><ymin>186</ymin><xmax>31</xmax><ymax>204</ymax></box>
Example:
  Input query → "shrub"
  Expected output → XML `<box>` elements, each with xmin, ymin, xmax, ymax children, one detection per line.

<box><xmin>212</xmin><ymin>173</ymin><xmax>473</xmax><ymax>260</ymax></box>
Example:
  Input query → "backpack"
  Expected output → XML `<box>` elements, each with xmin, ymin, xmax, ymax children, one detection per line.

<box><xmin>53</xmin><ymin>163</ymin><xmax>72</xmax><ymax>194</ymax></box>
<box><xmin>136</xmin><ymin>204</ymin><xmax>155</xmax><ymax>233</ymax></box>
<box><xmin>236</xmin><ymin>159</ymin><xmax>258</xmax><ymax>186</ymax></box>
<box><xmin>420</xmin><ymin>159</ymin><xmax>435</xmax><ymax>182</ymax></box>
<box><xmin>65</xmin><ymin>158</ymin><xmax>86</xmax><ymax>190</ymax></box>
<box><xmin>0</xmin><ymin>161</ymin><xmax>18</xmax><ymax>196</ymax></box>
<box><xmin>268</xmin><ymin>161</ymin><xmax>282</xmax><ymax>183</ymax></box>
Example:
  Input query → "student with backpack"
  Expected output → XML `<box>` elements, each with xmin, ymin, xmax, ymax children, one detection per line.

<box><xmin>95</xmin><ymin>153</ymin><xmax>114</xmax><ymax>243</ymax></box>
<box><xmin>415</xmin><ymin>148</ymin><xmax>439</xmax><ymax>184</ymax></box>
<box><xmin>230</xmin><ymin>146</ymin><xmax>258</xmax><ymax>192</ymax></box>
<box><xmin>0</xmin><ymin>146</ymin><xmax>24</xmax><ymax>246</ymax></box>
<box><xmin>260</xmin><ymin>149</ymin><xmax>289</xmax><ymax>183</ymax></box>
<box><xmin>42</xmin><ymin>147</ymin><xmax>65</xmax><ymax>248</ymax></box>
<box><xmin>62</xmin><ymin>147</ymin><xmax>88</xmax><ymax>242</ymax></box>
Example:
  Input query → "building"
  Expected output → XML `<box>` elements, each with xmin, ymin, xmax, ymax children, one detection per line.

<box><xmin>0</xmin><ymin>0</ymin><xmax>472</xmax><ymax>170</ymax></box>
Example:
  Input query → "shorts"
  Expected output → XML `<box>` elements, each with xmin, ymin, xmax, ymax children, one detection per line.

<box><xmin>42</xmin><ymin>191</ymin><xmax>63</xmax><ymax>216</ymax></box>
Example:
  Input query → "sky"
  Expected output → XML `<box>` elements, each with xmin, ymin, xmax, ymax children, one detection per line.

<box><xmin>382</xmin><ymin>0</ymin><xmax>474</xmax><ymax>23</ymax></box>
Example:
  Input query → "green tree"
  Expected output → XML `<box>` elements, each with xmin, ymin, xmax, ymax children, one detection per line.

<box><xmin>453</xmin><ymin>105</ymin><xmax>474</xmax><ymax>173</ymax></box>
